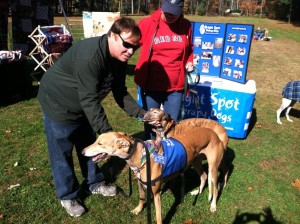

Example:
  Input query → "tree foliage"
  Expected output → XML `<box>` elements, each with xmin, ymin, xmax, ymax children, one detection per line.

<box><xmin>58</xmin><ymin>0</ymin><xmax>300</xmax><ymax>22</ymax></box>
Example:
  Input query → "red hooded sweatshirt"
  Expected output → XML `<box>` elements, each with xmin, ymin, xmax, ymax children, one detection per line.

<box><xmin>134</xmin><ymin>9</ymin><xmax>194</xmax><ymax>92</ymax></box>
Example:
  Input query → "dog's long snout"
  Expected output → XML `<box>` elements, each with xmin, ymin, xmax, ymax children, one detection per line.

<box><xmin>81</xmin><ymin>146</ymin><xmax>95</xmax><ymax>157</ymax></box>
<box><xmin>81</xmin><ymin>148</ymin><xmax>87</xmax><ymax>155</ymax></box>
<box><xmin>141</xmin><ymin>111</ymin><xmax>153</xmax><ymax>122</ymax></box>
<box><xmin>142</xmin><ymin>116</ymin><xmax>151</xmax><ymax>122</ymax></box>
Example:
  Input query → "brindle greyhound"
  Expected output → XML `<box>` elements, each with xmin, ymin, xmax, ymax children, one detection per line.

<box><xmin>142</xmin><ymin>108</ymin><xmax>229</xmax><ymax>194</ymax></box>
<box><xmin>82</xmin><ymin>129</ymin><xmax>225</xmax><ymax>224</ymax></box>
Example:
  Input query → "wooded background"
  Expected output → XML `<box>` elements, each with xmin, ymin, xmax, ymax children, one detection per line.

<box><xmin>53</xmin><ymin>0</ymin><xmax>300</xmax><ymax>22</ymax></box>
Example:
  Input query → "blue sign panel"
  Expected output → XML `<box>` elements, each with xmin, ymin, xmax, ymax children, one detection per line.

<box><xmin>220</xmin><ymin>23</ymin><xmax>254</xmax><ymax>84</ymax></box>
<box><xmin>192</xmin><ymin>22</ymin><xmax>227</xmax><ymax>77</ymax></box>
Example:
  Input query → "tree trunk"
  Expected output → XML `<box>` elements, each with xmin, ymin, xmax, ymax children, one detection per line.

<box><xmin>260</xmin><ymin>0</ymin><xmax>265</xmax><ymax>18</ymax></box>
<box><xmin>137</xmin><ymin>0</ymin><xmax>141</xmax><ymax>14</ymax></box>
<box><xmin>288</xmin><ymin>0</ymin><xmax>292</xmax><ymax>23</ymax></box>
<box><xmin>206</xmin><ymin>0</ymin><xmax>210</xmax><ymax>16</ymax></box>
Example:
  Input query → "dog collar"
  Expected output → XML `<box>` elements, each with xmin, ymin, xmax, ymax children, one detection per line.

<box><xmin>123</xmin><ymin>138</ymin><xmax>139</xmax><ymax>160</ymax></box>
<box><xmin>163</xmin><ymin>119</ymin><xmax>175</xmax><ymax>137</ymax></box>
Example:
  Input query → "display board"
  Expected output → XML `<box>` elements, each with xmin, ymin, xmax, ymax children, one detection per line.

<box><xmin>192</xmin><ymin>22</ymin><xmax>227</xmax><ymax>77</ymax></box>
<box><xmin>82</xmin><ymin>11</ymin><xmax>120</xmax><ymax>38</ymax></box>
<box><xmin>191</xmin><ymin>22</ymin><xmax>254</xmax><ymax>84</ymax></box>
<box><xmin>220</xmin><ymin>23</ymin><xmax>254</xmax><ymax>83</ymax></box>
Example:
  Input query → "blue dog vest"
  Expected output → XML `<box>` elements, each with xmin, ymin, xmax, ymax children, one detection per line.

<box><xmin>160</xmin><ymin>138</ymin><xmax>187</xmax><ymax>178</ymax></box>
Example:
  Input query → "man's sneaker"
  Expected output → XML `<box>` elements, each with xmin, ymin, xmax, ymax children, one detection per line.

<box><xmin>60</xmin><ymin>199</ymin><xmax>85</xmax><ymax>217</ymax></box>
<box><xmin>90</xmin><ymin>181</ymin><xmax>117</xmax><ymax>196</ymax></box>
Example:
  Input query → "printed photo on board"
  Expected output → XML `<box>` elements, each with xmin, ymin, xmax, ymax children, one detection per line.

<box><xmin>202</xmin><ymin>62</ymin><xmax>209</xmax><ymax>73</ymax></box>
<box><xmin>214</xmin><ymin>38</ymin><xmax>223</xmax><ymax>48</ymax></box>
<box><xmin>233</xmin><ymin>70</ymin><xmax>242</xmax><ymax>79</ymax></box>
<box><xmin>237</xmin><ymin>47</ymin><xmax>246</xmax><ymax>56</ymax></box>
<box><xmin>224</xmin><ymin>57</ymin><xmax>233</xmax><ymax>65</ymax></box>
<box><xmin>202</xmin><ymin>42</ymin><xmax>214</xmax><ymax>50</ymax></box>
<box><xmin>213</xmin><ymin>55</ymin><xmax>221</xmax><ymax>67</ymax></box>
<box><xmin>238</xmin><ymin>34</ymin><xmax>248</xmax><ymax>43</ymax></box>
<box><xmin>193</xmin><ymin>54</ymin><xmax>200</xmax><ymax>65</ymax></box>
<box><xmin>222</xmin><ymin>68</ymin><xmax>232</xmax><ymax>76</ymax></box>
<box><xmin>201</xmin><ymin>51</ymin><xmax>212</xmax><ymax>59</ymax></box>
<box><xmin>194</xmin><ymin>37</ymin><xmax>202</xmax><ymax>47</ymax></box>
<box><xmin>226</xmin><ymin>46</ymin><xmax>234</xmax><ymax>54</ymax></box>
<box><xmin>235</xmin><ymin>59</ymin><xmax>244</xmax><ymax>68</ymax></box>
<box><xmin>227</xmin><ymin>33</ymin><xmax>236</xmax><ymax>42</ymax></box>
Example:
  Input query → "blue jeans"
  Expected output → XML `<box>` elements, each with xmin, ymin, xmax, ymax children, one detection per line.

<box><xmin>43</xmin><ymin>113</ymin><xmax>104</xmax><ymax>200</ymax></box>
<box><xmin>141</xmin><ymin>89</ymin><xmax>183</xmax><ymax>139</ymax></box>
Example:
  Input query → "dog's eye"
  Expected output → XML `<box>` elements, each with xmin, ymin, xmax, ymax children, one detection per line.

<box><xmin>97</xmin><ymin>142</ymin><xmax>102</xmax><ymax>146</ymax></box>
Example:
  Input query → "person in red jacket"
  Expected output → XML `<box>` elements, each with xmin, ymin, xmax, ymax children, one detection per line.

<box><xmin>134</xmin><ymin>0</ymin><xmax>194</xmax><ymax>139</ymax></box>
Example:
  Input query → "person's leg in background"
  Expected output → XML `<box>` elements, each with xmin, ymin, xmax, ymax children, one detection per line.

<box><xmin>141</xmin><ymin>89</ymin><xmax>163</xmax><ymax>139</ymax></box>
<box><xmin>141</xmin><ymin>89</ymin><xmax>184</xmax><ymax>139</ymax></box>
<box><xmin>163</xmin><ymin>90</ymin><xmax>184</xmax><ymax>122</ymax></box>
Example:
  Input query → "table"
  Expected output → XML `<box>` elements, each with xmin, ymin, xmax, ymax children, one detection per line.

<box><xmin>184</xmin><ymin>75</ymin><xmax>256</xmax><ymax>138</ymax></box>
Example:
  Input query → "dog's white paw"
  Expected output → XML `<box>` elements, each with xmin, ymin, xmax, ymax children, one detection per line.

<box><xmin>277</xmin><ymin>120</ymin><xmax>282</xmax><ymax>125</ymax></box>
<box><xmin>131</xmin><ymin>207</ymin><xmax>142</xmax><ymax>215</ymax></box>
<box><xmin>210</xmin><ymin>205</ymin><xmax>217</xmax><ymax>213</ymax></box>
<box><xmin>287</xmin><ymin>118</ymin><xmax>293</xmax><ymax>122</ymax></box>
<box><xmin>190</xmin><ymin>189</ymin><xmax>200</xmax><ymax>195</ymax></box>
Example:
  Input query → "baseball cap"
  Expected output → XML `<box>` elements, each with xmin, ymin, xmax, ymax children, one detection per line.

<box><xmin>161</xmin><ymin>0</ymin><xmax>184</xmax><ymax>16</ymax></box>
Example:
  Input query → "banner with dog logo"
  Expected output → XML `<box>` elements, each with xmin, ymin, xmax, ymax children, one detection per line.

<box><xmin>184</xmin><ymin>75</ymin><xmax>256</xmax><ymax>139</ymax></box>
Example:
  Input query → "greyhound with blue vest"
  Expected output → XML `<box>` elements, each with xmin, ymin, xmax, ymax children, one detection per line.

<box><xmin>82</xmin><ymin>128</ymin><xmax>225</xmax><ymax>224</ymax></box>
<box><xmin>142</xmin><ymin>108</ymin><xmax>229</xmax><ymax>194</ymax></box>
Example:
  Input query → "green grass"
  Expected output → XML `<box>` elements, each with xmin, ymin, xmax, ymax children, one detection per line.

<box><xmin>1</xmin><ymin>16</ymin><xmax>300</xmax><ymax>223</ymax></box>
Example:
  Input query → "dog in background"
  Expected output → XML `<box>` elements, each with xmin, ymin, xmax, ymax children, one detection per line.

<box><xmin>276</xmin><ymin>81</ymin><xmax>300</xmax><ymax>124</ymax></box>
<box><xmin>82</xmin><ymin>128</ymin><xmax>225</xmax><ymax>224</ymax></box>
<box><xmin>142</xmin><ymin>108</ymin><xmax>229</xmax><ymax>194</ymax></box>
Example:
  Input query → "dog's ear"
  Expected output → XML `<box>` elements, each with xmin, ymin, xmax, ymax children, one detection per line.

<box><xmin>117</xmin><ymin>132</ymin><xmax>132</xmax><ymax>138</ymax></box>
<box><xmin>114</xmin><ymin>138</ymin><xmax>130</xmax><ymax>148</ymax></box>
<box><xmin>163</xmin><ymin>113</ymin><xmax>172</xmax><ymax>121</ymax></box>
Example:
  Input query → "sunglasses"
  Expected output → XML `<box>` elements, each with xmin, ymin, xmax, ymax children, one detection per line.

<box><xmin>118</xmin><ymin>34</ymin><xmax>140</xmax><ymax>51</ymax></box>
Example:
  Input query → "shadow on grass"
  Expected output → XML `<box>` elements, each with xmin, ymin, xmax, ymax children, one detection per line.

<box><xmin>289</xmin><ymin>107</ymin><xmax>300</xmax><ymax>119</ymax></box>
<box><xmin>232</xmin><ymin>207</ymin><xmax>283</xmax><ymax>224</ymax></box>
<box><xmin>245</xmin><ymin>108</ymin><xmax>257</xmax><ymax>138</ymax></box>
